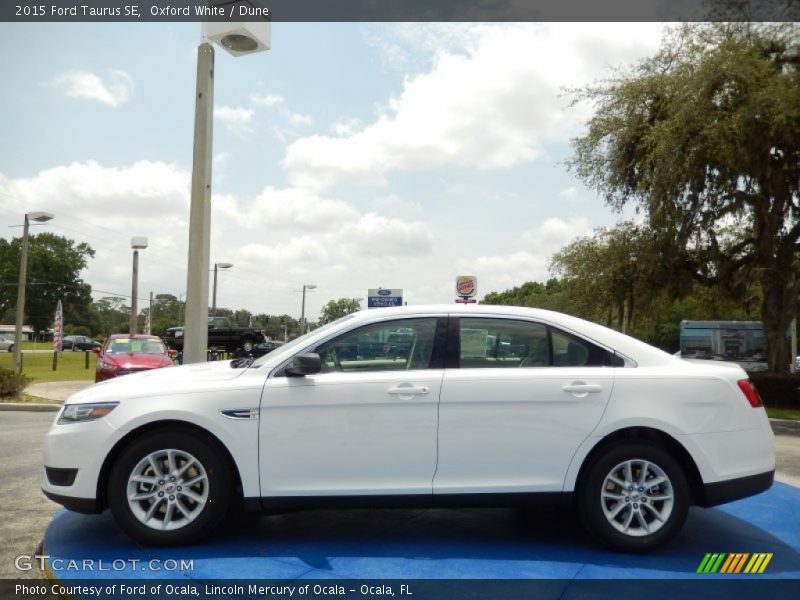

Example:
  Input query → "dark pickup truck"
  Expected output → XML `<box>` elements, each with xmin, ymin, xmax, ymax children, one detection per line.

<box><xmin>164</xmin><ymin>317</ymin><xmax>265</xmax><ymax>353</ymax></box>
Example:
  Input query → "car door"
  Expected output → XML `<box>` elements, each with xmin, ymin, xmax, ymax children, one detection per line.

<box><xmin>434</xmin><ymin>316</ymin><xmax>617</xmax><ymax>495</ymax></box>
<box><xmin>259</xmin><ymin>316</ymin><xmax>445</xmax><ymax>498</ymax></box>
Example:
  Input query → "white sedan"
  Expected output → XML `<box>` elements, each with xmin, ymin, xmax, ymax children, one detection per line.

<box><xmin>42</xmin><ymin>305</ymin><xmax>775</xmax><ymax>552</ymax></box>
<box><xmin>0</xmin><ymin>335</ymin><xmax>14</xmax><ymax>352</ymax></box>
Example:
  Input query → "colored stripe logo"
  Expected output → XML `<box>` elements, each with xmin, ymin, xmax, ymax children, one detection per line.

<box><xmin>697</xmin><ymin>553</ymin><xmax>773</xmax><ymax>574</ymax></box>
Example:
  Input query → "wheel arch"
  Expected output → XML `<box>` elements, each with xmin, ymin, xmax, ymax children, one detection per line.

<box><xmin>95</xmin><ymin>419</ymin><xmax>245</xmax><ymax>512</ymax></box>
<box><xmin>573</xmin><ymin>426</ymin><xmax>705</xmax><ymax>506</ymax></box>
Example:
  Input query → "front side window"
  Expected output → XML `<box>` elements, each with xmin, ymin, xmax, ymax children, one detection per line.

<box><xmin>313</xmin><ymin>318</ymin><xmax>438</xmax><ymax>373</ymax></box>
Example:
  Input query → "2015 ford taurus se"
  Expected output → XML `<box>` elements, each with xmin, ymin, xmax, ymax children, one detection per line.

<box><xmin>42</xmin><ymin>305</ymin><xmax>775</xmax><ymax>552</ymax></box>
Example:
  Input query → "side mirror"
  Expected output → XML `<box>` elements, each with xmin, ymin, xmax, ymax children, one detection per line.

<box><xmin>91</xmin><ymin>347</ymin><xmax>102</xmax><ymax>355</ymax></box>
<box><xmin>285</xmin><ymin>353</ymin><xmax>322</xmax><ymax>377</ymax></box>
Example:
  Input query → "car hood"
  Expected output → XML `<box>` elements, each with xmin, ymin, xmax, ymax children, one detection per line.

<box><xmin>67</xmin><ymin>359</ymin><xmax>249</xmax><ymax>404</ymax></box>
<box><xmin>102</xmin><ymin>353</ymin><xmax>172</xmax><ymax>369</ymax></box>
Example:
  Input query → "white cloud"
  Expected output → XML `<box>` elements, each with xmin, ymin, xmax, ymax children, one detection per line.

<box><xmin>285</xmin><ymin>23</ymin><xmax>662</xmax><ymax>189</ymax></box>
<box><xmin>0</xmin><ymin>160</ymin><xmax>191</xmax><ymax>302</ymax></box>
<box><xmin>249</xmin><ymin>91</ymin><xmax>312</xmax><ymax>128</ymax></box>
<box><xmin>339</xmin><ymin>213</ymin><xmax>434</xmax><ymax>259</ymax></box>
<box><xmin>460</xmin><ymin>217</ymin><xmax>591</xmax><ymax>294</ymax></box>
<box><xmin>244</xmin><ymin>186</ymin><xmax>360</xmax><ymax>232</ymax></box>
<box><xmin>330</xmin><ymin>117</ymin><xmax>364</xmax><ymax>137</ymax></box>
<box><xmin>285</xmin><ymin>111</ymin><xmax>313</xmax><ymax>127</ymax></box>
<box><xmin>249</xmin><ymin>92</ymin><xmax>284</xmax><ymax>107</ymax></box>
<box><xmin>48</xmin><ymin>69</ymin><xmax>134</xmax><ymax>107</ymax></box>
<box><xmin>558</xmin><ymin>187</ymin><xmax>579</xmax><ymax>201</ymax></box>
<box><xmin>214</xmin><ymin>106</ymin><xmax>254</xmax><ymax>134</ymax></box>
<box><xmin>239</xmin><ymin>236</ymin><xmax>329</xmax><ymax>265</ymax></box>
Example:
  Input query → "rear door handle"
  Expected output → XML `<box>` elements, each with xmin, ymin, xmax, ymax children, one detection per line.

<box><xmin>388</xmin><ymin>386</ymin><xmax>429</xmax><ymax>395</ymax></box>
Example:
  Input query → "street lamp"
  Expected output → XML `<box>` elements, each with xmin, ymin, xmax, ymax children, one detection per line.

<box><xmin>212</xmin><ymin>262</ymin><xmax>233</xmax><ymax>316</ymax></box>
<box><xmin>12</xmin><ymin>211</ymin><xmax>54</xmax><ymax>374</ymax></box>
<box><xmin>130</xmin><ymin>237</ymin><xmax>148</xmax><ymax>334</ymax></box>
<box><xmin>182</xmin><ymin>7</ymin><xmax>270</xmax><ymax>364</ymax></box>
<box><xmin>300</xmin><ymin>284</ymin><xmax>317</xmax><ymax>334</ymax></box>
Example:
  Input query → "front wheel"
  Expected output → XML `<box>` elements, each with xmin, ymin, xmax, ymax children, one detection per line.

<box><xmin>241</xmin><ymin>340</ymin><xmax>254</xmax><ymax>353</ymax></box>
<box><xmin>108</xmin><ymin>430</ymin><xmax>232</xmax><ymax>546</ymax></box>
<box><xmin>579</xmin><ymin>442</ymin><xmax>689</xmax><ymax>553</ymax></box>
<box><xmin>7</xmin><ymin>344</ymin><xmax>12</xmax><ymax>353</ymax></box>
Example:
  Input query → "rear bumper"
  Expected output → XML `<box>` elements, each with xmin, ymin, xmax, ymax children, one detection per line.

<box><xmin>699</xmin><ymin>469</ymin><xmax>774</xmax><ymax>507</ymax></box>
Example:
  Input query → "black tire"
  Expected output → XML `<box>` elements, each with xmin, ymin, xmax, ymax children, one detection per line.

<box><xmin>7</xmin><ymin>345</ymin><xmax>12</xmax><ymax>353</ymax></box>
<box><xmin>241</xmin><ymin>339</ymin><xmax>254</xmax><ymax>353</ymax></box>
<box><xmin>108</xmin><ymin>429</ymin><xmax>233</xmax><ymax>546</ymax></box>
<box><xmin>578</xmin><ymin>442</ymin><xmax>689</xmax><ymax>553</ymax></box>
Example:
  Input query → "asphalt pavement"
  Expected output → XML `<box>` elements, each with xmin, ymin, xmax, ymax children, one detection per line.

<box><xmin>0</xmin><ymin>411</ymin><xmax>60</xmax><ymax>579</ymax></box>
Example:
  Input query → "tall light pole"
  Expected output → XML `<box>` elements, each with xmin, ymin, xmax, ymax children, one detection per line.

<box><xmin>212</xmin><ymin>262</ymin><xmax>233</xmax><ymax>316</ymax></box>
<box><xmin>130</xmin><ymin>237</ymin><xmax>148</xmax><ymax>334</ymax></box>
<box><xmin>300</xmin><ymin>284</ymin><xmax>317</xmax><ymax>334</ymax></box>
<box><xmin>182</xmin><ymin>12</ymin><xmax>270</xmax><ymax>364</ymax></box>
<box><xmin>12</xmin><ymin>211</ymin><xmax>54</xmax><ymax>374</ymax></box>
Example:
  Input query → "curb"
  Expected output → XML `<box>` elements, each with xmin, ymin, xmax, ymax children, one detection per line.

<box><xmin>0</xmin><ymin>402</ymin><xmax>60</xmax><ymax>412</ymax></box>
<box><xmin>770</xmin><ymin>418</ymin><xmax>800</xmax><ymax>436</ymax></box>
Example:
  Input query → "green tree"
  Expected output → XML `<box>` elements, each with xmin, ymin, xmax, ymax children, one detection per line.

<box><xmin>90</xmin><ymin>296</ymin><xmax>130</xmax><ymax>337</ymax></box>
<box><xmin>570</xmin><ymin>23</ymin><xmax>800</xmax><ymax>371</ymax></box>
<box><xmin>483</xmin><ymin>279</ymin><xmax>566</xmax><ymax>311</ymax></box>
<box><xmin>0</xmin><ymin>233</ymin><xmax>95</xmax><ymax>334</ymax></box>
<box><xmin>319</xmin><ymin>298</ymin><xmax>362</xmax><ymax>325</ymax></box>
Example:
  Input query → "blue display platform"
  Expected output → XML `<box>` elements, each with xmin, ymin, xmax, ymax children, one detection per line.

<box><xmin>42</xmin><ymin>483</ymin><xmax>800</xmax><ymax>584</ymax></box>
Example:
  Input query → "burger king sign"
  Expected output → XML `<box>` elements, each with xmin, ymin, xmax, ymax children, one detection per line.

<box><xmin>455</xmin><ymin>275</ymin><xmax>477</xmax><ymax>298</ymax></box>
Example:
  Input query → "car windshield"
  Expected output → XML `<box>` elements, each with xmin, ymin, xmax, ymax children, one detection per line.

<box><xmin>107</xmin><ymin>339</ymin><xmax>166</xmax><ymax>355</ymax></box>
<box><xmin>251</xmin><ymin>314</ymin><xmax>358</xmax><ymax>367</ymax></box>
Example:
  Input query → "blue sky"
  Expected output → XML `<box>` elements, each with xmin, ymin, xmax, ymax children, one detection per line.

<box><xmin>0</xmin><ymin>22</ymin><xmax>663</xmax><ymax>319</ymax></box>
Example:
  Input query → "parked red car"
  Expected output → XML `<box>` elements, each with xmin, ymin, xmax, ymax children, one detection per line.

<box><xmin>94</xmin><ymin>335</ymin><xmax>175</xmax><ymax>382</ymax></box>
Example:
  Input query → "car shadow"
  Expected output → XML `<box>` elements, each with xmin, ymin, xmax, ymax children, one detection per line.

<box><xmin>44</xmin><ymin>484</ymin><xmax>800</xmax><ymax>580</ymax></box>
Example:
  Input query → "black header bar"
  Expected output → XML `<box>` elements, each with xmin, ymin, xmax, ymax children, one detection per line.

<box><xmin>2</xmin><ymin>0</ymin><xmax>799</xmax><ymax>22</ymax></box>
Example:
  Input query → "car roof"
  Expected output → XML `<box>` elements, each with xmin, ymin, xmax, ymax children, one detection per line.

<box><xmin>106</xmin><ymin>334</ymin><xmax>162</xmax><ymax>340</ymax></box>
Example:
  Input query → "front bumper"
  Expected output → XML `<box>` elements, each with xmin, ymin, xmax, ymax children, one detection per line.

<box><xmin>42</xmin><ymin>489</ymin><xmax>101</xmax><ymax>514</ymax></box>
<box><xmin>699</xmin><ymin>469</ymin><xmax>774</xmax><ymax>507</ymax></box>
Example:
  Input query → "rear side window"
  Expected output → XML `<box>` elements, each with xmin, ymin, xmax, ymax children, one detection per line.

<box><xmin>458</xmin><ymin>318</ymin><xmax>623</xmax><ymax>368</ymax></box>
<box><xmin>550</xmin><ymin>328</ymin><xmax>623</xmax><ymax>367</ymax></box>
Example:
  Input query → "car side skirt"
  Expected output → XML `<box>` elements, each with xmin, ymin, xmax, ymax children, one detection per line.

<box><xmin>246</xmin><ymin>492</ymin><xmax>574</xmax><ymax>513</ymax></box>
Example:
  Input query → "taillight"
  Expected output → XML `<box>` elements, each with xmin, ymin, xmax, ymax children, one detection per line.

<box><xmin>737</xmin><ymin>379</ymin><xmax>763</xmax><ymax>408</ymax></box>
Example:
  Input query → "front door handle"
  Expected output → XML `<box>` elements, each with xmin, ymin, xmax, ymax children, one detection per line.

<box><xmin>562</xmin><ymin>383</ymin><xmax>603</xmax><ymax>396</ymax></box>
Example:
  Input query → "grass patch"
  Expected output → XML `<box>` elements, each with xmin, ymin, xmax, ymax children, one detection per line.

<box><xmin>766</xmin><ymin>407</ymin><xmax>800</xmax><ymax>421</ymax></box>
<box><xmin>0</xmin><ymin>352</ymin><xmax>95</xmax><ymax>383</ymax></box>
<box><xmin>0</xmin><ymin>393</ymin><xmax>62</xmax><ymax>405</ymax></box>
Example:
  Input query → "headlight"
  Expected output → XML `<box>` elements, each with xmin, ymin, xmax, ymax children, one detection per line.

<box><xmin>58</xmin><ymin>402</ymin><xmax>119</xmax><ymax>425</ymax></box>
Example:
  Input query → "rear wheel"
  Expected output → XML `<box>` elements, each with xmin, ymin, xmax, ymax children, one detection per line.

<box><xmin>241</xmin><ymin>339</ymin><xmax>254</xmax><ymax>353</ymax></box>
<box><xmin>579</xmin><ymin>442</ymin><xmax>688</xmax><ymax>553</ymax></box>
<box><xmin>108</xmin><ymin>430</ymin><xmax>232</xmax><ymax>546</ymax></box>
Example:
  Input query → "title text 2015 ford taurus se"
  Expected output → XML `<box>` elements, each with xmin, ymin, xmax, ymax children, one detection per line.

<box><xmin>42</xmin><ymin>305</ymin><xmax>774</xmax><ymax>552</ymax></box>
